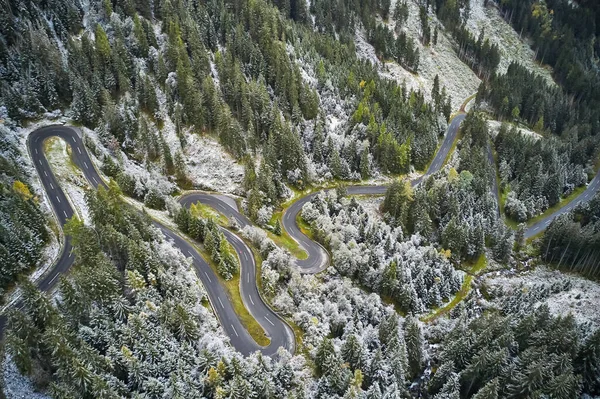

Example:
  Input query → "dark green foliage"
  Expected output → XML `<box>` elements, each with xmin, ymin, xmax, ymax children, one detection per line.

<box><xmin>0</xmin><ymin>0</ymin><xmax>79</xmax><ymax>121</ymax></box>
<box><xmin>0</xmin><ymin>182</ymin><xmax>49</xmax><ymax>295</ymax></box>
<box><xmin>381</xmin><ymin>179</ymin><xmax>413</xmax><ymax>230</ymax></box>
<box><xmin>273</xmin><ymin>219</ymin><xmax>282</xmax><ymax>235</ymax></box>
<box><xmin>173</xmin><ymin>207</ymin><xmax>237</xmax><ymax>279</ymax></box>
<box><xmin>0</xmin><ymin>131</ymin><xmax>50</xmax><ymax>297</ymax></box>
<box><xmin>493</xmin><ymin>0</ymin><xmax>600</xmax><ymax>106</ymax></box>
<box><xmin>436</xmin><ymin>305</ymin><xmax>595</xmax><ymax>398</ymax></box>
<box><xmin>495</xmin><ymin>121</ymin><xmax>588</xmax><ymax>222</ymax></box>
<box><xmin>541</xmin><ymin>193</ymin><xmax>600</xmax><ymax>278</ymax></box>
<box><xmin>144</xmin><ymin>188</ymin><xmax>165</xmax><ymax>210</ymax></box>
<box><xmin>405</xmin><ymin>316</ymin><xmax>424</xmax><ymax>379</ymax></box>
<box><xmin>5</xmin><ymin>182</ymin><xmax>245</xmax><ymax>397</ymax></box>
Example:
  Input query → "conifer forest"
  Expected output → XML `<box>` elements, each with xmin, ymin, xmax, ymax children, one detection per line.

<box><xmin>1</xmin><ymin>0</ymin><xmax>600</xmax><ymax>397</ymax></box>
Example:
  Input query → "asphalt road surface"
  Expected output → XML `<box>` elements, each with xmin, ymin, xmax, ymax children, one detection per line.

<box><xmin>15</xmin><ymin>125</ymin><xmax>293</xmax><ymax>357</ymax></box>
<box><xmin>191</xmin><ymin>112</ymin><xmax>600</xmax><ymax>278</ymax></box>
<box><xmin>525</xmin><ymin>172</ymin><xmax>600</xmax><ymax>238</ymax></box>
<box><xmin>5</xmin><ymin>112</ymin><xmax>600</xmax><ymax>359</ymax></box>
<box><xmin>280</xmin><ymin>113</ymin><xmax>468</xmax><ymax>273</ymax></box>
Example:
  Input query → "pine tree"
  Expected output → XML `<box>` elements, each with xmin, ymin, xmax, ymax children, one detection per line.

<box><xmin>576</xmin><ymin>329</ymin><xmax>600</xmax><ymax>394</ymax></box>
<box><xmin>472</xmin><ymin>378</ymin><xmax>499</xmax><ymax>399</ymax></box>
<box><xmin>432</xmin><ymin>75</ymin><xmax>441</xmax><ymax>110</ymax></box>
<box><xmin>341</xmin><ymin>334</ymin><xmax>365</xmax><ymax>372</ymax></box>
<box><xmin>429</xmin><ymin>361</ymin><xmax>455</xmax><ymax>395</ymax></box>
<box><xmin>405</xmin><ymin>316</ymin><xmax>424</xmax><ymax>378</ymax></box>
<box><xmin>360</xmin><ymin>145</ymin><xmax>370</xmax><ymax>179</ymax></box>
<box><xmin>273</xmin><ymin>219</ymin><xmax>282</xmax><ymax>236</ymax></box>
<box><xmin>329</xmin><ymin>148</ymin><xmax>343</xmax><ymax>179</ymax></box>
<box><xmin>133</xmin><ymin>15</ymin><xmax>149</xmax><ymax>57</ymax></box>
<box><xmin>174</xmin><ymin>151</ymin><xmax>189</xmax><ymax>187</ymax></box>
<box><xmin>315</xmin><ymin>338</ymin><xmax>336</xmax><ymax>376</ymax></box>
<box><xmin>382</xmin><ymin>179</ymin><xmax>414</xmax><ymax>229</ymax></box>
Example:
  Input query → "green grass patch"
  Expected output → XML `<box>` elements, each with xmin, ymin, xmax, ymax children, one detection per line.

<box><xmin>44</xmin><ymin>136</ymin><xmax>79</xmax><ymax>174</ymax></box>
<box><xmin>295</xmin><ymin>213</ymin><xmax>316</xmax><ymax>241</ymax></box>
<box><xmin>468</xmin><ymin>253</ymin><xmax>488</xmax><ymax>275</ymax></box>
<box><xmin>422</xmin><ymin>275</ymin><xmax>473</xmax><ymax>323</ymax></box>
<box><xmin>188</xmin><ymin>239</ymin><xmax>271</xmax><ymax>347</ymax></box>
<box><xmin>268</xmin><ymin>211</ymin><xmax>308</xmax><ymax>260</ymax></box>
<box><xmin>189</xmin><ymin>201</ymin><xmax>229</xmax><ymax>226</ymax></box>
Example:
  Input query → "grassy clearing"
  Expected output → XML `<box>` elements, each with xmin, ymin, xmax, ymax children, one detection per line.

<box><xmin>189</xmin><ymin>202</ymin><xmax>229</xmax><ymax>225</ymax></box>
<box><xmin>467</xmin><ymin>253</ymin><xmax>488</xmax><ymax>275</ymax></box>
<box><xmin>422</xmin><ymin>275</ymin><xmax>473</xmax><ymax>323</ymax></box>
<box><xmin>268</xmin><ymin>211</ymin><xmax>308</xmax><ymax>260</ymax></box>
<box><xmin>44</xmin><ymin>137</ymin><xmax>79</xmax><ymax>175</ymax></box>
<box><xmin>295</xmin><ymin>213</ymin><xmax>316</xmax><ymax>241</ymax></box>
<box><xmin>422</xmin><ymin>254</ymin><xmax>487</xmax><ymax>323</ymax></box>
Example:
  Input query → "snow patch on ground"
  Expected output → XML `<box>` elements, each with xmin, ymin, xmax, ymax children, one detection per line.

<box><xmin>486</xmin><ymin>266</ymin><xmax>600</xmax><ymax>329</ymax></box>
<box><xmin>154</xmin><ymin>85</ymin><xmax>244</xmax><ymax>194</ymax></box>
<box><xmin>354</xmin><ymin>196</ymin><xmax>384</xmax><ymax>220</ymax></box>
<box><xmin>2</xmin><ymin>355</ymin><xmax>51</xmax><ymax>399</ymax></box>
<box><xmin>466</xmin><ymin>0</ymin><xmax>555</xmax><ymax>85</ymax></box>
<box><xmin>365</xmin><ymin>0</ymin><xmax>481</xmax><ymax>110</ymax></box>
<box><xmin>487</xmin><ymin>120</ymin><xmax>542</xmax><ymax>141</ymax></box>
<box><xmin>354</xmin><ymin>30</ymin><xmax>381</xmax><ymax>67</ymax></box>
<box><xmin>181</xmin><ymin>133</ymin><xmax>244</xmax><ymax>194</ymax></box>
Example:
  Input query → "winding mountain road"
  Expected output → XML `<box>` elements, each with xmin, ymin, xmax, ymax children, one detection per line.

<box><xmin>190</xmin><ymin>111</ymin><xmax>599</xmax><ymax>277</ymax></box>
<box><xmin>183</xmin><ymin>115</ymin><xmax>467</xmax><ymax>275</ymax></box>
<box><xmin>19</xmin><ymin>125</ymin><xmax>293</xmax><ymax>357</ymax></box>
<box><xmin>6</xmin><ymin>109</ymin><xmax>600</xmax><ymax>360</ymax></box>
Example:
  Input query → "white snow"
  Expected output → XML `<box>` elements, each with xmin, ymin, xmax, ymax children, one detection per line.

<box><xmin>369</xmin><ymin>0</ymin><xmax>481</xmax><ymax>110</ymax></box>
<box><xmin>2</xmin><ymin>355</ymin><xmax>51</xmax><ymax>399</ymax></box>
<box><xmin>354</xmin><ymin>30</ymin><xmax>381</xmax><ymax>67</ymax></box>
<box><xmin>466</xmin><ymin>0</ymin><xmax>556</xmax><ymax>85</ymax></box>
<box><xmin>180</xmin><ymin>133</ymin><xmax>244</xmax><ymax>194</ymax></box>
<box><xmin>354</xmin><ymin>196</ymin><xmax>384</xmax><ymax>220</ymax></box>
<box><xmin>153</xmin><ymin>84</ymin><xmax>244</xmax><ymax>194</ymax></box>
<box><xmin>486</xmin><ymin>266</ymin><xmax>600</xmax><ymax>329</ymax></box>
<box><xmin>487</xmin><ymin>120</ymin><xmax>542</xmax><ymax>141</ymax></box>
